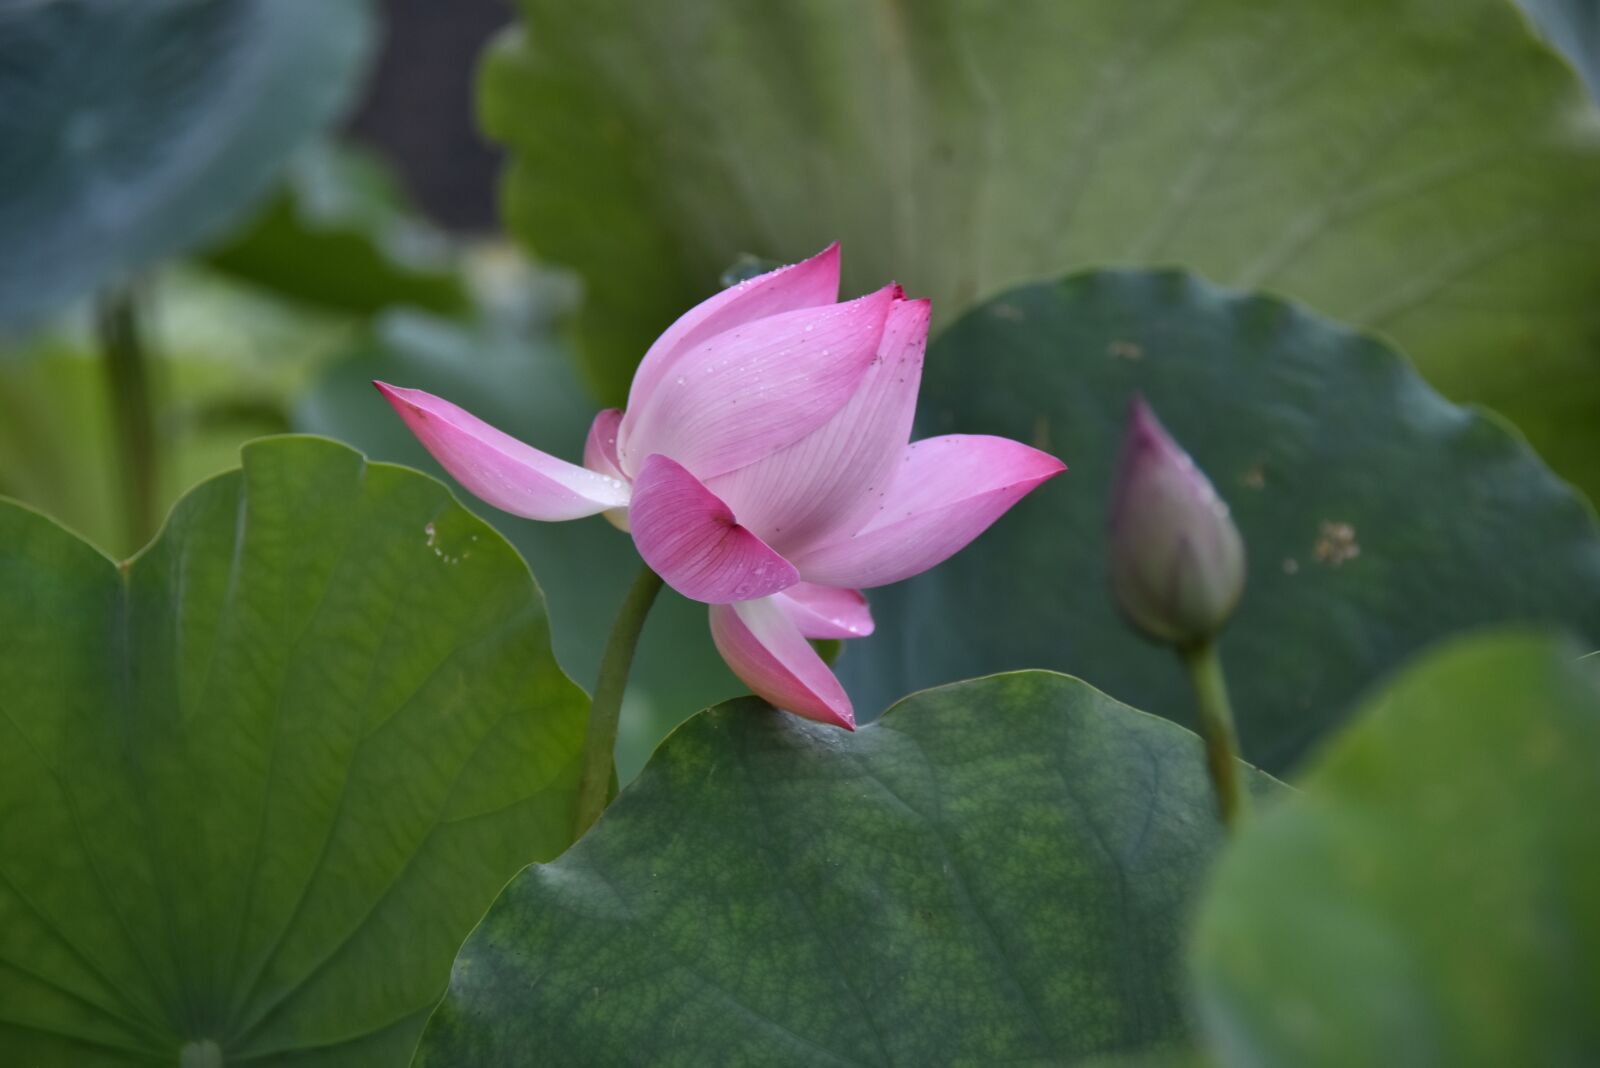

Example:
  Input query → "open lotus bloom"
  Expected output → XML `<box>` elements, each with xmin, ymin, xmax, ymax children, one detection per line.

<box><xmin>376</xmin><ymin>244</ymin><xmax>1064</xmax><ymax>728</ymax></box>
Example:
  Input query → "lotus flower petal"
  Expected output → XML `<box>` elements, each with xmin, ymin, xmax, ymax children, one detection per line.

<box><xmin>584</xmin><ymin>407</ymin><xmax>631</xmax><ymax>532</ymax></box>
<box><xmin>709</xmin><ymin>296</ymin><xmax>930</xmax><ymax>552</ymax></box>
<box><xmin>618</xmin><ymin>285</ymin><xmax>896</xmax><ymax>480</ymax></box>
<box><xmin>375</xmin><ymin>382</ymin><xmax>630</xmax><ymax>520</ymax></box>
<box><xmin>772</xmin><ymin>583</ymin><xmax>875</xmax><ymax>639</ymax></box>
<box><xmin>709</xmin><ymin>597</ymin><xmax>855</xmax><ymax>729</ymax></box>
<box><xmin>583</xmin><ymin>408</ymin><xmax>626</xmax><ymax>481</ymax></box>
<box><xmin>629</xmin><ymin>454</ymin><xmax>799</xmax><ymax>603</ymax></box>
<box><xmin>791</xmin><ymin>435</ymin><xmax>1066</xmax><ymax>588</ymax></box>
<box><xmin>625</xmin><ymin>244</ymin><xmax>841</xmax><ymax>425</ymax></box>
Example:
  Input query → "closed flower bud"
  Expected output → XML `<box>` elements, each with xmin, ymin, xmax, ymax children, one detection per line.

<box><xmin>1109</xmin><ymin>396</ymin><xmax>1245</xmax><ymax>647</ymax></box>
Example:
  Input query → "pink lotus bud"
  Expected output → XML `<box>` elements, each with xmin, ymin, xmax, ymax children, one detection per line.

<box><xmin>1109</xmin><ymin>396</ymin><xmax>1245</xmax><ymax>647</ymax></box>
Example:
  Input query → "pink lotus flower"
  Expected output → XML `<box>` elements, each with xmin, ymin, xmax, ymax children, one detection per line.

<box><xmin>376</xmin><ymin>245</ymin><xmax>1064</xmax><ymax>729</ymax></box>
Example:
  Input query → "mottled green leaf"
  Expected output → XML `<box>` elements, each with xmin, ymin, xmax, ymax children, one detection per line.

<box><xmin>0</xmin><ymin>437</ymin><xmax>587</xmax><ymax>1065</ymax></box>
<box><xmin>842</xmin><ymin>270</ymin><xmax>1600</xmax><ymax>774</ymax></box>
<box><xmin>418</xmin><ymin>672</ymin><xmax>1279</xmax><ymax>1066</ymax></box>
<box><xmin>481</xmin><ymin>0</ymin><xmax>1600</xmax><ymax>498</ymax></box>
<box><xmin>1190</xmin><ymin>630</ymin><xmax>1600</xmax><ymax>1067</ymax></box>
<box><xmin>0</xmin><ymin>0</ymin><xmax>373</xmax><ymax>328</ymax></box>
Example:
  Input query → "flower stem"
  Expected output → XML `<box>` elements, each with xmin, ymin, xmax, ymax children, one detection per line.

<box><xmin>573</xmin><ymin>564</ymin><xmax>664</xmax><ymax>839</ymax></box>
<box><xmin>95</xmin><ymin>285</ymin><xmax>160</xmax><ymax>552</ymax></box>
<box><xmin>1181</xmin><ymin>641</ymin><xmax>1250</xmax><ymax>831</ymax></box>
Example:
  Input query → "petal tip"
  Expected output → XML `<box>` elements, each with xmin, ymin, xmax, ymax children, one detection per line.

<box><xmin>373</xmin><ymin>380</ymin><xmax>425</xmax><ymax>417</ymax></box>
<box><xmin>1021</xmin><ymin>443</ymin><xmax>1070</xmax><ymax>481</ymax></box>
<box><xmin>1126</xmin><ymin>393</ymin><xmax>1171</xmax><ymax>450</ymax></box>
<box><xmin>867</xmin><ymin>282</ymin><xmax>902</xmax><ymax>307</ymax></box>
<box><xmin>788</xmin><ymin>693</ymin><xmax>856</xmax><ymax>731</ymax></box>
<box><xmin>371</xmin><ymin>382</ymin><xmax>627</xmax><ymax>520</ymax></box>
<box><xmin>761</xmin><ymin>241</ymin><xmax>841</xmax><ymax>290</ymax></box>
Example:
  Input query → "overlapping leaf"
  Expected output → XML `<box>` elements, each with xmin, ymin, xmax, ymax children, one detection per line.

<box><xmin>203</xmin><ymin>143</ymin><xmax>468</xmax><ymax>317</ymax></box>
<box><xmin>842</xmin><ymin>270</ymin><xmax>1600</xmax><ymax>773</ymax></box>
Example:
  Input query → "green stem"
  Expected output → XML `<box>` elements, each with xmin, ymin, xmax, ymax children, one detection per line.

<box><xmin>573</xmin><ymin>564</ymin><xmax>664</xmax><ymax>839</ymax></box>
<box><xmin>1181</xmin><ymin>641</ymin><xmax>1250</xmax><ymax>831</ymax></box>
<box><xmin>95</xmin><ymin>286</ymin><xmax>159</xmax><ymax>551</ymax></box>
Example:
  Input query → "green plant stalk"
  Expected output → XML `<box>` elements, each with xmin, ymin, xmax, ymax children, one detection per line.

<box><xmin>573</xmin><ymin>564</ymin><xmax>664</xmax><ymax>839</ymax></box>
<box><xmin>95</xmin><ymin>286</ymin><xmax>160</xmax><ymax>552</ymax></box>
<box><xmin>1182</xmin><ymin>641</ymin><xmax>1250</xmax><ymax>831</ymax></box>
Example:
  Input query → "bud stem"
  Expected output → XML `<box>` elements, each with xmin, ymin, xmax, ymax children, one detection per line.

<box><xmin>96</xmin><ymin>284</ymin><xmax>161</xmax><ymax>554</ymax></box>
<box><xmin>573</xmin><ymin>564</ymin><xmax>664</xmax><ymax>840</ymax></box>
<box><xmin>1181</xmin><ymin>641</ymin><xmax>1250</xmax><ymax>831</ymax></box>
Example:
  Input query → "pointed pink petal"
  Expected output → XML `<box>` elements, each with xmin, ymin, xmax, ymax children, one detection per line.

<box><xmin>375</xmin><ymin>382</ymin><xmax>630</xmax><ymax>520</ymax></box>
<box><xmin>709</xmin><ymin>598</ymin><xmax>855</xmax><ymax>729</ymax></box>
<box><xmin>583</xmin><ymin>408</ymin><xmax>626</xmax><ymax>481</ymax></box>
<box><xmin>772</xmin><ymin>583</ymin><xmax>875</xmax><ymax>639</ymax></box>
<box><xmin>625</xmin><ymin>244</ymin><xmax>841</xmax><ymax>424</ymax></box>
<box><xmin>708</xmin><ymin>297</ymin><xmax>930</xmax><ymax>552</ymax></box>
<box><xmin>629</xmin><ymin>454</ymin><xmax>799</xmax><ymax>603</ymax></box>
<box><xmin>619</xmin><ymin>285</ymin><xmax>896</xmax><ymax>480</ymax></box>
<box><xmin>583</xmin><ymin>408</ymin><xmax>632</xmax><ymax>532</ymax></box>
<box><xmin>790</xmin><ymin>435</ymin><xmax>1066</xmax><ymax>588</ymax></box>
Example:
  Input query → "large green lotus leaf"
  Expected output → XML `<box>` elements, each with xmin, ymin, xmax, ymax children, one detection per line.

<box><xmin>481</xmin><ymin>0</ymin><xmax>1600</xmax><ymax>498</ymax></box>
<box><xmin>202</xmin><ymin>143</ymin><xmax>469</xmax><ymax>317</ymax></box>
<box><xmin>294</xmin><ymin>310</ymin><xmax>743</xmax><ymax>781</ymax></box>
<box><xmin>0</xmin><ymin>437</ymin><xmax>587</xmax><ymax>1065</ymax></box>
<box><xmin>1190</xmin><ymin>630</ymin><xmax>1600</xmax><ymax>1067</ymax></box>
<box><xmin>841</xmin><ymin>270</ymin><xmax>1600</xmax><ymax>774</ymax></box>
<box><xmin>0</xmin><ymin>0</ymin><xmax>373</xmax><ymax>329</ymax></box>
<box><xmin>417</xmin><ymin>672</ymin><xmax>1279</xmax><ymax>1066</ymax></box>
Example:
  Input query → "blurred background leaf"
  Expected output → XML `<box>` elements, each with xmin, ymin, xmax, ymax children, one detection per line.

<box><xmin>0</xmin><ymin>0</ymin><xmax>494</xmax><ymax>560</ymax></box>
<box><xmin>0</xmin><ymin>0</ymin><xmax>375</xmax><ymax>330</ymax></box>
<box><xmin>841</xmin><ymin>270</ymin><xmax>1600</xmax><ymax>774</ymax></box>
<box><xmin>0</xmin><ymin>269</ymin><xmax>352</xmax><ymax>557</ymax></box>
<box><xmin>481</xmin><ymin>0</ymin><xmax>1600</xmax><ymax>501</ymax></box>
<box><xmin>1190</xmin><ymin>630</ymin><xmax>1600</xmax><ymax>1067</ymax></box>
<box><xmin>201</xmin><ymin>141</ymin><xmax>469</xmax><ymax>317</ymax></box>
<box><xmin>1517</xmin><ymin>0</ymin><xmax>1600</xmax><ymax>101</ymax></box>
